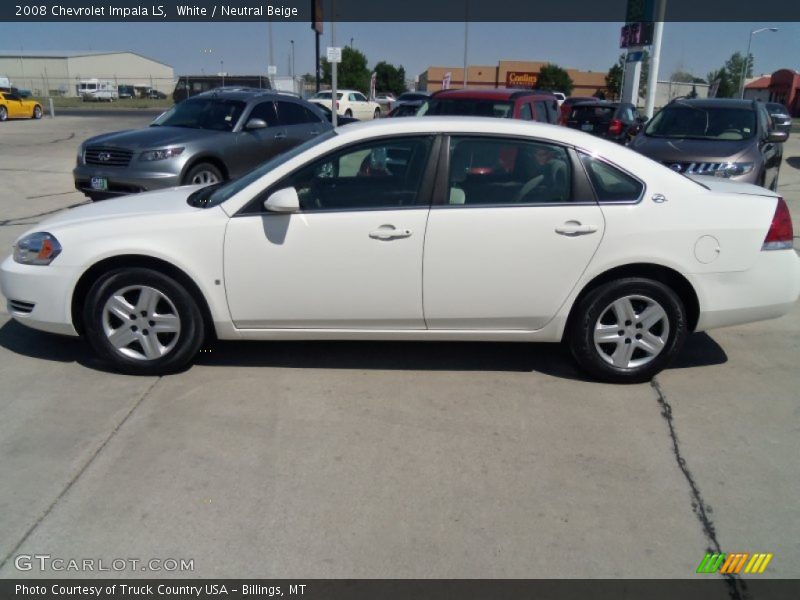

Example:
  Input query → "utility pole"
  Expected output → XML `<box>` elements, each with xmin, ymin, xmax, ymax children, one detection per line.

<box><xmin>463</xmin><ymin>2</ymin><xmax>469</xmax><ymax>88</ymax></box>
<box><xmin>644</xmin><ymin>0</ymin><xmax>665</xmax><ymax>119</ymax></box>
<box><xmin>331</xmin><ymin>1</ymin><xmax>337</xmax><ymax>127</ymax></box>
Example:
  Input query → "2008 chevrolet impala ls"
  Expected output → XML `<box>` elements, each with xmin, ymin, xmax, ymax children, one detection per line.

<box><xmin>2</xmin><ymin>118</ymin><xmax>798</xmax><ymax>382</ymax></box>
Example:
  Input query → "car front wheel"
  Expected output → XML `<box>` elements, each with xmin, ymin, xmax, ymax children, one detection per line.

<box><xmin>83</xmin><ymin>268</ymin><xmax>205</xmax><ymax>375</ymax></box>
<box><xmin>183</xmin><ymin>162</ymin><xmax>223</xmax><ymax>186</ymax></box>
<box><xmin>568</xmin><ymin>278</ymin><xmax>687</xmax><ymax>383</ymax></box>
<box><xmin>33</xmin><ymin>105</ymin><xmax>42</xmax><ymax>119</ymax></box>
<box><xmin>0</xmin><ymin>106</ymin><xmax>7</xmax><ymax>121</ymax></box>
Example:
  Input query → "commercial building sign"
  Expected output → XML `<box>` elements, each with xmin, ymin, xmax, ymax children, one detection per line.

<box><xmin>506</xmin><ymin>71</ymin><xmax>537</xmax><ymax>89</ymax></box>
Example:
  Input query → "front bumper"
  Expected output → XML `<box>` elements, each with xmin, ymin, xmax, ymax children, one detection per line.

<box><xmin>0</xmin><ymin>255</ymin><xmax>79</xmax><ymax>336</ymax></box>
<box><xmin>73</xmin><ymin>164</ymin><xmax>182</xmax><ymax>198</ymax></box>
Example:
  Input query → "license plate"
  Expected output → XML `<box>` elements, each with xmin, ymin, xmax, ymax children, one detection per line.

<box><xmin>90</xmin><ymin>177</ymin><xmax>108</xmax><ymax>191</ymax></box>
<box><xmin>581</xmin><ymin>123</ymin><xmax>594</xmax><ymax>132</ymax></box>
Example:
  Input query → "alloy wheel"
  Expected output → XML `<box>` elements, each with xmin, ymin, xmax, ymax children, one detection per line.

<box><xmin>593</xmin><ymin>294</ymin><xmax>670</xmax><ymax>369</ymax></box>
<box><xmin>190</xmin><ymin>170</ymin><xmax>220</xmax><ymax>185</ymax></box>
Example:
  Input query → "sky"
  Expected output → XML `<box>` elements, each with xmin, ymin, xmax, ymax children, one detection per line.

<box><xmin>2</xmin><ymin>21</ymin><xmax>799</xmax><ymax>83</ymax></box>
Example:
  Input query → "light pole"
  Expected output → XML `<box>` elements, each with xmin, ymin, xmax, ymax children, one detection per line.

<box><xmin>220</xmin><ymin>60</ymin><xmax>224</xmax><ymax>86</ymax></box>
<box><xmin>739</xmin><ymin>27</ymin><xmax>778</xmax><ymax>99</ymax></box>
<box><xmin>290</xmin><ymin>40</ymin><xmax>295</xmax><ymax>78</ymax></box>
<box><xmin>201</xmin><ymin>48</ymin><xmax>213</xmax><ymax>76</ymax></box>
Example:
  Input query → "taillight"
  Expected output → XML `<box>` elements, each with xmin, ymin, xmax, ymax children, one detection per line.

<box><xmin>608</xmin><ymin>118</ymin><xmax>623</xmax><ymax>135</ymax></box>
<box><xmin>762</xmin><ymin>197</ymin><xmax>794</xmax><ymax>251</ymax></box>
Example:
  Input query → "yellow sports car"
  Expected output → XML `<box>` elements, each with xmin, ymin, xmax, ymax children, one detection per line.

<box><xmin>0</xmin><ymin>91</ymin><xmax>43</xmax><ymax>121</ymax></box>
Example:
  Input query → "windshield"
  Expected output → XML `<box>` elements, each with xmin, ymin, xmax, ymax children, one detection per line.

<box><xmin>151</xmin><ymin>98</ymin><xmax>246</xmax><ymax>132</ymax></box>
<box><xmin>418</xmin><ymin>99</ymin><xmax>514</xmax><ymax>118</ymax></box>
<box><xmin>189</xmin><ymin>129</ymin><xmax>338</xmax><ymax>208</ymax></box>
<box><xmin>645</xmin><ymin>105</ymin><xmax>756</xmax><ymax>140</ymax></box>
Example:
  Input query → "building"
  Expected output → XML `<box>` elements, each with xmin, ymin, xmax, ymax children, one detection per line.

<box><xmin>745</xmin><ymin>69</ymin><xmax>800</xmax><ymax>115</ymax></box>
<box><xmin>0</xmin><ymin>50</ymin><xmax>174</xmax><ymax>97</ymax></box>
<box><xmin>418</xmin><ymin>60</ymin><xmax>608</xmax><ymax>96</ymax></box>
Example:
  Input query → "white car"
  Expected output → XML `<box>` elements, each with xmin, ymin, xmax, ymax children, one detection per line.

<box><xmin>2</xmin><ymin>118</ymin><xmax>798</xmax><ymax>382</ymax></box>
<box><xmin>309</xmin><ymin>89</ymin><xmax>382</xmax><ymax>120</ymax></box>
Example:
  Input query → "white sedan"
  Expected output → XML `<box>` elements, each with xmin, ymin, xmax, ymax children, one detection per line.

<box><xmin>2</xmin><ymin>118</ymin><xmax>798</xmax><ymax>382</ymax></box>
<box><xmin>309</xmin><ymin>90</ymin><xmax>382</xmax><ymax>120</ymax></box>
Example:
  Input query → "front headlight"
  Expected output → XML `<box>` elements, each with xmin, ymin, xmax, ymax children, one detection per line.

<box><xmin>139</xmin><ymin>147</ymin><xmax>185</xmax><ymax>162</ymax></box>
<box><xmin>714</xmin><ymin>162</ymin><xmax>754</xmax><ymax>178</ymax></box>
<box><xmin>13</xmin><ymin>232</ymin><xmax>62</xmax><ymax>265</ymax></box>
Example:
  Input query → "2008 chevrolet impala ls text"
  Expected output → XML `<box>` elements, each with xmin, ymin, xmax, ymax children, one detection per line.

<box><xmin>2</xmin><ymin>117</ymin><xmax>798</xmax><ymax>382</ymax></box>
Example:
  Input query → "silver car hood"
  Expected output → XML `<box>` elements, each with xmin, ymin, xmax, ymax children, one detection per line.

<box><xmin>629</xmin><ymin>135</ymin><xmax>752</xmax><ymax>163</ymax></box>
<box><xmin>83</xmin><ymin>126</ymin><xmax>228</xmax><ymax>150</ymax></box>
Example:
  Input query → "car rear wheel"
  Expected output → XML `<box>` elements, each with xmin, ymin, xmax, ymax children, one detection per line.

<box><xmin>83</xmin><ymin>268</ymin><xmax>205</xmax><ymax>375</ymax></box>
<box><xmin>183</xmin><ymin>162</ymin><xmax>223</xmax><ymax>186</ymax></box>
<box><xmin>373</xmin><ymin>108</ymin><xmax>381</xmax><ymax>119</ymax></box>
<box><xmin>33</xmin><ymin>105</ymin><xmax>42</xmax><ymax>119</ymax></box>
<box><xmin>0</xmin><ymin>106</ymin><xmax>7</xmax><ymax>121</ymax></box>
<box><xmin>568</xmin><ymin>278</ymin><xmax>687</xmax><ymax>383</ymax></box>
<box><xmin>345</xmin><ymin>109</ymin><xmax>353</xmax><ymax>118</ymax></box>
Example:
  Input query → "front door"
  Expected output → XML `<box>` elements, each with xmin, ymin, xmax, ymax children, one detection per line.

<box><xmin>223</xmin><ymin>135</ymin><xmax>437</xmax><ymax>329</ymax></box>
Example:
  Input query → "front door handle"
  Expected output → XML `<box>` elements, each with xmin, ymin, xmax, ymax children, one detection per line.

<box><xmin>555</xmin><ymin>221</ymin><xmax>598</xmax><ymax>236</ymax></box>
<box><xmin>369</xmin><ymin>225</ymin><xmax>412</xmax><ymax>240</ymax></box>
<box><xmin>274</xmin><ymin>132</ymin><xmax>287</xmax><ymax>140</ymax></box>
<box><xmin>309</xmin><ymin>130</ymin><xmax>319</xmax><ymax>135</ymax></box>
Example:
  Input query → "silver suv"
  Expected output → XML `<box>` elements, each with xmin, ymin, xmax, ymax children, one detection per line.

<box><xmin>629</xmin><ymin>98</ymin><xmax>787</xmax><ymax>190</ymax></box>
<box><xmin>74</xmin><ymin>88</ymin><xmax>333</xmax><ymax>200</ymax></box>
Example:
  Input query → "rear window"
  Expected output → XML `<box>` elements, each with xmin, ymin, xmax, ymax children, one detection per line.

<box><xmin>570</xmin><ymin>105</ymin><xmax>615</xmax><ymax>123</ymax></box>
<box><xmin>419</xmin><ymin>98</ymin><xmax>514</xmax><ymax>118</ymax></box>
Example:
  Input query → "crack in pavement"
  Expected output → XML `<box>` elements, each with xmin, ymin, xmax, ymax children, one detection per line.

<box><xmin>651</xmin><ymin>378</ymin><xmax>750</xmax><ymax>600</ymax></box>
<box><xmin>0</xmin><ymin>201</ymin><xmax>88</xmax><ymax>227</ymax></box>
<box><xmin>0</xmin><ymin>377</ymin><xmax>162</xmax><ymax>572</ymax></box>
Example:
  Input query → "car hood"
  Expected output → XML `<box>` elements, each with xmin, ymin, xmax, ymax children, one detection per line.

<box><xmin>83</xmin><ymin>126</ymin><xmax>227</xmax><ymax>150</ymax></box>
<box><xmin>37</xmin><ymin>187</ymin><xmax>207</xmax><ymax>231</ymax></box>
<box><xmin>629</xmin><ymin>135</ymin><xmax>752</xmax><ymax>163</ymax></box>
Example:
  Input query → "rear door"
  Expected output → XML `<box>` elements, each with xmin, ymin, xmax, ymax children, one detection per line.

<box><xmin>422</xmin><ymin>135</ymin><xmax>606</xmax><ymax>330</ymax></box>
<box><xmin>274</xmin><ymin>100</ymin><xmax>325</xmax><ymax>148</ymax></box>
<box><xmin>233</xmin><ymin>100</ymin><xmax>285</xmax><ymax>175</ymax></box>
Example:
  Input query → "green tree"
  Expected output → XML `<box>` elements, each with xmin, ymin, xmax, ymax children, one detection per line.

<box><xmin>373</xmin><ymin>61</ymin><xmax>407</xmax><ymax>97</ymax></box>
<box><xmin>706</xmin><ymin>67</ymin><xmax>736</xmax><ymax>98</ymax></box>
<box><xmin>724</xmin><ymin>51</ymin><xmax>753</xmax><ymax>97</ymax></box>
<box><xmin>320</xmin><ymin>47</ymin><xmax>371</xmax><ymax>93</ymax></box>
<box><xmin>605</xmin><ymin>53</ymin><xmax>650</xmax><ymax>102</ymax></box>
<box><xmin>534</xmin><ymin>63</ymin><xmax>574</xmax><ymax>96</ymax></box>
<box><xmin>605</xmin><ymin>61</ymin><xmax>624</xmax><ymax>100</ymax></box>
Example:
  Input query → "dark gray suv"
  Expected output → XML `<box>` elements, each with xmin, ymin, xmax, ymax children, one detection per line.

<box><xmin>74</xmin><ymin>88</ymin><xmax>333</xmax><ymax>200</ymax></box>
<box><xmin>628</xmin><ymin>98</ymin><xmax>787</xmax><ymax>191</ymax></box>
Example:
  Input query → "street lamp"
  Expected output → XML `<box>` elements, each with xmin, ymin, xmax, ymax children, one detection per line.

<box><xmin>290</xmin><ymin>40</ymin><xmax>295</xmax><ymax>78</ymax></box>
<box><xmin>739</xmin><ymin>27</ymin><xmax>778</xmax><ymax>99</ymax></box>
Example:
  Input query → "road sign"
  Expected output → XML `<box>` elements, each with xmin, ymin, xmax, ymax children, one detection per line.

<box><xmin>327</xmin><ymin>47</ymin><xmax>342</xmax><ymax>63</ymax></box>
<box><xmin>442</xmin><ymin>72</ymin><xmax>452</xmax><ymax>90</ymax></box>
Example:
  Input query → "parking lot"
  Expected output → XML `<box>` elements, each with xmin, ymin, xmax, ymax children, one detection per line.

<box><xmin>0</xmin><ymin>113</ymin><xmax>798</xmax><ymax>580</ymax></box>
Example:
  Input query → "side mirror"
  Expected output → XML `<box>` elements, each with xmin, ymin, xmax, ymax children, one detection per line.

<box><xmin>245</xmin><ymin>118</ymin><xmax>268</xmax><ymax>131</ymax></box>
<box><xmin>767</xmin><ymin>130</ymin><xmax>789</xmax><ymax>143</ymax></box>
<box><xmin>263</xmin><ymin>187</ymin><xmax>300</xmax><ymax>213</ymax></box>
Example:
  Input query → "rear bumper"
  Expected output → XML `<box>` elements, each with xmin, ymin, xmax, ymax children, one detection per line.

<box><xmin>690</xmin><ymin>250</ymin><xmax>800</xmax><ymax>331</ymax></box>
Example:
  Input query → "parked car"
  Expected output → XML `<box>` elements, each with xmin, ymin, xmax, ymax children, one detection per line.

<box><xmin>564</xmin><ymin>101</ymin><xmax>642</xmax><ymax>144</ymax></box>
<box><xmin>172</xmin><ymin>75</ymin><xmax>271</xmax><ymax>102</ymax></box>
<box><xmin>764</xmin><ymin>102</ymin><xmax>792</xmax><ymax>135</ymax></box>
<box><xmin>395</xmin><ymin>92</ymin><xmax>429</xmax><ymax>103</ymax></box>
<box><xmin>375</xmin><ymin>93</ymin><xmax>396</xmax><ymax>111</ymax></box>
<box><xmin>629</xmin><ymin>98</ymin><xmax>786</xmax><ymax>190</ymax></box>
<box><xmin>314</xmin><ymin>103</ymin><xmax>360</xmax><ymax>126</ymax></box>
<box><xmin>8</xmin><ymin>117</ymin><xmax>798</xmax><ymax>381</ymax></box>
<box><xmin>0</xmin><ymin>90</ymin><xmax>43</xmax><ymax>121</ymax></box>
<box><xmin>417</xmin><ymin>88</ymin><xmax>559</xmax><ymax>123</ymax></box>
<box><xmin>559</xmin><ymin>96</ymin><xmax>597</xmax><ymax>125</ymax></box>
<box><xmin>387</xmin><ymin>100</ymin><xmax>423</xmax><ymax>117</ymax></box>
<box><xmin>73</xmin><ymin>88</ymin><xmax>333</xmax><ymax>200</ymax></box>
<box><xmin>118</xmin><ymin>85</ymin><xmax>135</xmax><ymax>100</ymax></box>
<box><xmin>309</xmin><ymin>89</ymin><xmax>382</xmax><ymax>119</ymax></box>
<box><xmin>147</xmin><ymin>89</ymin><xmax>168</xmax><ymax>100</ymax></box>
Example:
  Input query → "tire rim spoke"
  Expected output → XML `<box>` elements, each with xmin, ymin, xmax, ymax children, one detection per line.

<box><xmin>594</xmin><ymin>294</ymin><xmax>670</xmax><ymax>370</ymax></box>
<box><xmin>108</xmin><ymin>326</ymin><xmax>137</xmax><ymax>349</ymax></box>
<box><xmin>150</xmin><ymin>314</ymin><xmax>179</xmax><ymax>333</ymax></box>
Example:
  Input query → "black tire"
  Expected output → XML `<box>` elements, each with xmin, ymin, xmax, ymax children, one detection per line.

<box><xmin>345</xmin><ymin>109</ymin><xmax>353</xmax><ymax>118</ymax></box>
<box><xmin>182</xmin><ymin>162</ymin><xmax>223</xmax><ymax>186</ymax></box>
<box><xmin>567</xmin><ymin>278</ymin><xmax>688</xmax><ymax>384</ymax></box>
<box><xmin>0</xmin><ymin>106</ymin><xmax>7</xmax><ymax>122</ymax></box>
<box><xmin>770</xmin><ymin>168</ymin><xmax>780</xmax><ymax>192</ymax></box>
<box><xmin>373</xmin><ymin>108</ymin><xmax>381</xmax><ymax>119</ymax></box>
<box><xmin>33</xmin><ymin>105</ymin><xmax>42</xmax><ymax>119</ymax></box>
<box><xmin>83</xmin><ymin>268</ymin><xmax>205</xmax><ymax>375</ymax></box>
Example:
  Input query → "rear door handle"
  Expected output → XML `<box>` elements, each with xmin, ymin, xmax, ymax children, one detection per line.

<box><xmin>274</xmin><ymin>132</ymin><xmax>287</xmax><ymax>140</ymax></box>
<box><xmin>369</xmin><ymin>225</ymin><xmax>412</xmax><ymax>240</ymax></box>
<box><xmin>309</xmin><ymin>130</ymin><xmax>319</xmax><ymax>135</ymax></box>
<box><xmin>555</xmin><ymin>221</ymin><xmax>598</xmax><ymax>236</ymax></box>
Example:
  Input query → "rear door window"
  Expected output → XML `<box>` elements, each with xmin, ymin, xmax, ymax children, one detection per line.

<box><xmin>579</xmin><ymin>153</ymin><xmax>643</xmax><ymax>202</ymax></box>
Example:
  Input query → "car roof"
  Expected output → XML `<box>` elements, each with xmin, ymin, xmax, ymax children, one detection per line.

<box><xmin>667</xmin><ymin>98</ymin><xmax>757</xmax><ymax>110</ymax></box>
<box><xmin>431</xmin><ymin>88</ymin><xmax>555</xmax><ymax>101</ymax></box>
<box><xmin>192</xmin><ymin>87</ymin><xmax>296</xmax><ymax>102</ymax></box>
